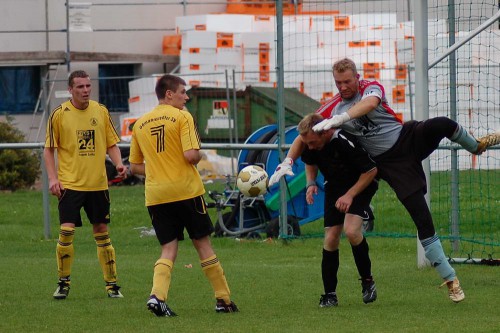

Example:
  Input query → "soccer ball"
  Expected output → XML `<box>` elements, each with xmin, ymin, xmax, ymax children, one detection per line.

<box><xmin>236</xmin><ymin>165</ymin><xmax>269</xmax><ymax>197</ymax></box>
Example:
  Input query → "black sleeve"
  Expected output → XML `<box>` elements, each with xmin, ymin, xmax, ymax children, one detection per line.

<box><xmin>337</xmin><ymin>131</ymin><xmax>376</xmax><ymax>174</ymax></box>
<box><xmin>301</xmin><ymin>148</ymin><xmax>315</xmax><ymax>166</ymax></box>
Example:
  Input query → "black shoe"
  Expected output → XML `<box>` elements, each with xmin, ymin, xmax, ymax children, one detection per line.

<box><xmin>147</xmin><ymin>295</ymin><xmax>177</xmax><ymax>317</ymax></box>
<box><xmin>215</xmin><ymin>299</ymin><xmax>239</xmax><ymax>313</ymax></box>
<box><xmin>319</xmin><ymin>292</ymin><xmax>338</xmax><ymax>307</ymax></box>
<box><xmin>361</xmin><ymin>278</ymin><xmax>377</xmax><ymax>304</ymax></box>
<box><xmin>106</xmin><ymin>283</ymin><xmax>124</xmax><ymax>298</ymax></box>
<box><xmin>53</xmin><ymin>280</ymin><xmax>70</xmax><ymax>300</ymax></box>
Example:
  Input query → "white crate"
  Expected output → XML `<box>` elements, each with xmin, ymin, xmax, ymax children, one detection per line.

<box><xmin>176</xmin><ymin>14</ymin><xmax>254</xmax><ymax>33</ymax></box>
<box><xmin>128</xmin><ymin>77</ymin><xmax>158</xmax><ymax>97</ymax></box>
<box><xmin>180</xmin><ymin>49</ymin><xmax>217</xmax><ymax>66</ymax></box>
<box><xmin>351</xmin><ymin>13</ymin><xmax>397</xmax><ymax>30</ymax></box>
<box><xmin>216</xmin><ymin>47</ymin><xmax>243</xmax><ymax>66</ymax></box>
<box><xmin>252</xmin><ymin>15</ymin><xmax>275</xmax><ymax>32</ymax></box>
<box><xmin>181</xmin><ymin>31</ymin><xmax>218</xmax><ymax>49</ymax></box>
<box><xmin>128</xmin><ymin>93</ymin><xmax>158</xmax><ymax>114</ymax></box>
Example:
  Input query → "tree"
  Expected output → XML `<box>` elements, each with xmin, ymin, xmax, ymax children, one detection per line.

<box><xmin>0</xmin><ymin>116</ymin><xmax>40</xmax><ymax>191</ymax></box>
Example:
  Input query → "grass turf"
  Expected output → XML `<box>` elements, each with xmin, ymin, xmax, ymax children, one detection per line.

<box><xmin>0</xmin><ymin>185</ymin><xmax>498</xmax><ymax>333</ymax></box>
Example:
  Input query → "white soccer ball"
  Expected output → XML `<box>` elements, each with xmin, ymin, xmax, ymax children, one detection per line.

<box><xmin>236</xmin><ymin>165</ymin><xmax>269</xmax><ymax>197</ymax></box>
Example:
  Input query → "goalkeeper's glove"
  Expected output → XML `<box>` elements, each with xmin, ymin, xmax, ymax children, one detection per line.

<box><xmin>268</xmin><ymin>157</ymin><xmax>294</xmax><ymax>186</ymax></box>
<box><xmin>312</xmin><ymin>113</ymin><xmax>351</xmax><ymax>132</ymax></box>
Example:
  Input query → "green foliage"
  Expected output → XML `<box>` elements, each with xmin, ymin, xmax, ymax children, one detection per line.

<box><xmin>0</xmin><ymin>117</ymin><xmax>40</xmax><ymax>191</ymax></box>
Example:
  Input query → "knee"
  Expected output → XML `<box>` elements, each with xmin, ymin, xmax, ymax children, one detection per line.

<box><xmin>324</xmin><ymin>234</ymin><xmax>340</xmax><ymax>250</ymax></box>
<box><xmin>93</xmin><ymin>223</ymin><xmax>108</xmax><ymax>234</ymax></box>
<box><xmin>344</xmin><ymin>228</ymin><xmax>363</xmax><ymax>245</ymax></box>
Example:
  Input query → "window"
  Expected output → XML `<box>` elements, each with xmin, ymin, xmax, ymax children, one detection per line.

<box><xmin>98</xmin><ymin>64</ymin><xmax>135</xmax><ymax>112</ymax></box>
<box><xmin>0</xmin><ymin>66</ymin><xmax>41</xmax><ymax>114</ymax></box>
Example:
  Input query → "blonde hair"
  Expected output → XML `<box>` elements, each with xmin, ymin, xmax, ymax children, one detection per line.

<box><xmin>332</xmin><ymin>58</ymin><xmax>358</xmax><ymax>75</ymax></box>
<box><xmin>297</xmin><ymin>113</ymin><xmax>324</xmax><ymax>135</ymax></box>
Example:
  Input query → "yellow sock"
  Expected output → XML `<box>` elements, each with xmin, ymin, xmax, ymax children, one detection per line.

<box><xmin>201</xmin><ymin>255</ymin><xmax>230</xmax><ymax>304</ymax></box>
<box><xmin>94</xmin><ymin>231</ymin><xmax>118</xmax><ymax>285</ymax></box>
<box><xmin>56</xmin><ymin>226</ymin><xmax>75</xmax><ymax>280</ymax></box>
<box><xmin>151</xmin><ymin>259</ymin><xmax>173</xmax><ymax>301</ymax></box>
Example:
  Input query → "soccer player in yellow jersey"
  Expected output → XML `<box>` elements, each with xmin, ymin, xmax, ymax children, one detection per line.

<box><xmin>44</xmin><ymin>70</ymin><xmax>127</xmax><ymax>300</ymax></box>
<box><xmin>129</xmin><ymin>74</ymin><xmax>238</xmax><ymax>317</ymax></box>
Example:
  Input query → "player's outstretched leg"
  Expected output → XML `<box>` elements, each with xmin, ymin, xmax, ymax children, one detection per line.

<box><xmin>422</xmin><ymin>235</ymin><xmax>465</xmax><ymax>303</ymax></box>
<box><xmin>475</xmin><ymin>130</ymin><xmax>500</xmax><ymax>154</ymax></box>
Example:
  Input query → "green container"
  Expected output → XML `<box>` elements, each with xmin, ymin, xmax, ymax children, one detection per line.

<box><xmin>186</xmin><ymin>86</ymin><xmax>321</xmax><ymax>143</ymax></box>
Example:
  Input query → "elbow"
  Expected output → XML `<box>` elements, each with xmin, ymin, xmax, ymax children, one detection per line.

<box><xmin>184</xmin><ymin>150</ymin><xmax>202</xmax><ymax>165</ymax></box>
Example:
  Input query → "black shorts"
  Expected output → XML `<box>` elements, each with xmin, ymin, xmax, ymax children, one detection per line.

<box><xmin>373</xmin><ymin>119</ymin><xmax>450</xmax><ymax>201</ymax></box>
<box><xmin>58</xmin><ymin>189</ymin><xmax>111</xmax><ymax>226</ymax></box>
<box><xmin>323</xmin><ymin>181</ymin><xmax>378</xmax><ymax>228</ymax></box>
<box><xmin>147</xmin><ymin>195</ymin><xmax>214</xmax><ymax>245</ymax></box>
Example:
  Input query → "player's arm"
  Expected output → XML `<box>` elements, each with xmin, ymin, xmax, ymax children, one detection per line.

<box><xmin>305</xmin><ymin>163</ymin><xmax>319</xmax><ymax>205</ymax></box>
<box><xmin>313</xmin><ymin>94</ymin><xmax>381</xmax><ymax>132</ymax></box>
<box><xmin>43</xmin><ymin>147</ymin><xmax>64</xmax><ymax>197</ymax></box>
<box><xmin>184</xmin><ymin>149</ymin><xmax>202</xmax><ymax>165</ymax></box>
<box><xmin>268</xmin><ymin>136</ymin><xmax>306</xmax><ymax>186</ymax></box>
<box><xmin>107</xmin><ymin>144</ymin><xmax>128</xmax><ymax>178</ymax></box>
<box><xmin>130</xmin><ymin>163</ymin><xmax>145</xmax><ymax>176</ymax></box>
<box><xmin>335</xmin><ymin>167</ymin><xmax>377</xmax><ymax>213</ymax></box>
<box><xmin>345</xmin><ymin>95</ymin><xmax>380</xmax><ymax>119</ymax></box>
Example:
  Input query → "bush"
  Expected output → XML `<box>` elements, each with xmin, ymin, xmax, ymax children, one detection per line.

<box><xmin>0</xmin><ymin>117</ymin><xmax>40</xmax><ymax>191</ymax></box>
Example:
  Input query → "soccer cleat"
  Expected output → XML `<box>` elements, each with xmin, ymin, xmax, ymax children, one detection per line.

<box><xmin>146</xmin><ymin>295</ymin><xmax>177</xmax><ymax>317</ymax></box>
<box><xmin>53</xmin><ymin>280</ymin><xmax>70</xmax><ymax>300</ymax></box>
<box><xmin>319</xmin><ymin>292</ymin><xmax>338</xmax><ymax>307</ymax></box>
<box><xmin>475</xmin><ymin>131</ymin><xmax>500</xmax><ymax>155</ymax></box>
<box><xmin>106</xmin><ymin>284</ymin><xmax>124</xmax><ymax>298</ymax></box>
<box><xmin>440</xmin><ymin>278</ymin><xmax>465</xmax><ymax>303</ymax></box>
<box><xmin>215</xmin><ymin>299</ymin><xmax>239</xmax><ymax>313</ymax></box>
<box><xmin>361</xmin><ymin>278</ymin><xmax>377</xmax><ymax>304</ymax></box>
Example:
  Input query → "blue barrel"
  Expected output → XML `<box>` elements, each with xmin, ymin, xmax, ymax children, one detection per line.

<box><xmin>237</xmin><ymin>125</ymin><xmax>325</xmax><ymax>225</ymax></box>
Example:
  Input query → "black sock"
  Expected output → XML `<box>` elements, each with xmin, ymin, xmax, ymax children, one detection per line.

<box><xmin>351</xmin><ymin>237</ymin><xmax>372</xmax><ymax>280</ymax></box>
<box><xmin>321</xmin><ymin>248</ymin><xmax>339</xmax><ymax>294</ymax></box>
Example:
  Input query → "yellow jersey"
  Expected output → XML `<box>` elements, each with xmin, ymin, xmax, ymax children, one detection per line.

<box><xmin>129</xmin><ymin>104</ymin><xmax>205</xmax><ymax>206</ymax></box>
<box><xmin>45</xmin><ymin>100</ymin><xmax>120</xmax><ymax>190</ymax></box>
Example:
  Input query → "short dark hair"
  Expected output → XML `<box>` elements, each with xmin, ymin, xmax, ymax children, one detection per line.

<box><xmin>68</xmin><ymin>70</ymin><xmax>90</xmax><ymax>87</ymax></box>
<box><xmin>297</xmin><ymin>113</ymin><xmax>324</xmax><ymax>135</ymax></box>
<box><xmin>155</xmin><ymin>74</ymin><xmax>186</xmax><ymax>100</ymax></box>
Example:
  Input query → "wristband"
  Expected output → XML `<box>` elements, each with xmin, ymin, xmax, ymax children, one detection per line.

<box><xmin>306</xmin><ymin>180</ymin><xmax>316</xmax><ymax>189</ymax></box>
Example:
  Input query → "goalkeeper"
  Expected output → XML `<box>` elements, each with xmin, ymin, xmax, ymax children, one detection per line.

<box><xmin>270</xmin><ymin>58</ymin><xmax>499</xmax><ymax>303</ymax></box>
<box><xmin>297</xmin><ymin>113</ymin><xmax>378</xmax><ymax>307</ymax></box>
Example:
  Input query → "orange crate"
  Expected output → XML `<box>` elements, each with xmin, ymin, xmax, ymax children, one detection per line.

<box><xmin>162</xmin><ymin>35</ymin><xmax>182</xmax><ymax>55</ymax></box>
<box><xmin>367</xmin><ymin>40</ymin><xmax>381</xmax><ymax>47</ymax></box>
<box><xmin>217</xmin><ymin>33</ymin><xmax>234</xmax><ymax>48</ymax></box>
<box><xmin>335</xmin><ymin>16</ymin><xmax>350</xmax><ymax>31</ymax></box>
<box><xmin>349</xmin><ymin>41</ymin><xmax>366</xmax><ymax>48</ymax></box>
<box><xmin>363</xmin><ymin>62</ymin><xmax>382</xmax><ymax>79</ymax></box>
<box><xmin>395</xmin><ymin>64</ymin><xmax>407</xmax><ymax>80</ymax></box>
<box><xmin>392</xmin><ymin>85</ymin><xmax>406</xmax><ymax>104</ymax></box>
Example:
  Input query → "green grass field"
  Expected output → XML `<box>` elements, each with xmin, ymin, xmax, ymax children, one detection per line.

<box><xmin>0</xmin><ymin>185</ymin><xmax>499</xmax><ymax>333</ymax></box>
